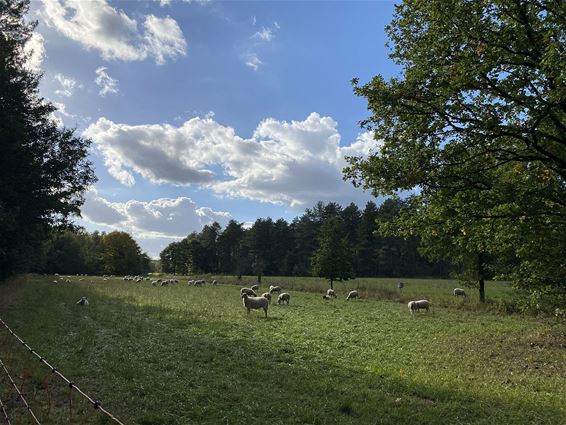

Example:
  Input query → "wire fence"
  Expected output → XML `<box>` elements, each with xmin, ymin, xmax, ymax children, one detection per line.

<box><xmin>0</xmin><ymin>317</ymin><xmax>125</xmax><ymax>424</ymax></box>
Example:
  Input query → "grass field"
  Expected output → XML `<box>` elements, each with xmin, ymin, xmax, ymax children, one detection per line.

<box><xmin>0</xmin><ymin>274</ymin><xmax>565</xmax><ymax>424</ymax></box>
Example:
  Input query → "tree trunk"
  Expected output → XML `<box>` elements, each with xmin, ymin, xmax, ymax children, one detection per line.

<box><xmin>478</xmin><ymin>253</ymin><xmax>485</xmax><ymax>303</ymax></box>
<box><xmin>330</xmin><ymin>278</ymin><xmax>334</xmax><ymax>290</ymax></box>
<box><xmin>258</xmin><ymin>274</ymin><xmax>262</xmax><ymax>283</ymax></box>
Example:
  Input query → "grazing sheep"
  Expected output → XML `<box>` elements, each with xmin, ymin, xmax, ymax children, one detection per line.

<box><xmin>187</xmin><ymin>279</ymin><xmax>195</xmax><ymax>286</ymax></box>
<box><xmin>346</xmin><ymin>290</ymin><xmax>359</xmax><ymax>301</ymax></box>
<box><xmin>76</xmin><ymin>297</ymin><xmax>89</xmax><ymax>306</ymax></box>
<box><xmin>240</xmin><ymin>287</ymin><xmax>257</xmax><ymax>297</ymax></box>
<box><xmin>194</xmin><ymin>279</ymin><xmax>205</xmax><ymax>287</ymax></box>
<box><xmin>269</xmin><ymin>285</ymin><xmax>282</xmax><ymax>294</ymax></box>
<box><xmin>408</xmin><ymin>300</ymin><xmax>431</xmax><ymax>314</ymax></box>
<box><xmin>261</xmin><ymin>292</ymin><xmax>272</xmax><ymax>303</ymax></box>
<box><xmin>241</xmin><ymin>294</ymin><xmax>269</xmax><ymax>318</ymax></box>
<box><xmin>251</xmin><ymin>284</ymin><xmax>260</xmax><ymax>291</ymax></box>
<box><xmin>277</xmin><ymin>293</ymin><xmax>290</xmax><ymax>305</ymax></box>
<box><xmin>211</xmin><ymin>279</ymin><xmax>217</xmax><ymax>285</ymax></box>
<box><xmin>322</xmin><ymin>294</ymin><xmax>333</xmax><ymax>300</ymax></box>
<box><xmin>453</xmin><ymin>288</ymin><xmax>466</xmax><ymax>297</ymax></box>
<box><xmin>326</xmin><ymin>289</ymin><xmax>337</xmax><ymax>298</ymax></box>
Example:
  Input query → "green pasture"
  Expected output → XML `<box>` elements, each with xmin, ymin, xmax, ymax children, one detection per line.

<box><xmin>0</xmin><ymin>275</ymin><xmax>564</xmax><ymax>424</ymax></box>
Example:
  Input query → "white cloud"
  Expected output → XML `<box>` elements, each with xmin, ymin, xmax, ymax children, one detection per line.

<box><xmin>252</xmin><ymin>27</ymin><xmax>274</xmax><ymax>42</ymax></box>
<box><xmin>143</xmin><ymin>15</ymin><xmax>187</xmax><ymax>65</ymax></box>
<box><xmin>54</xmin><ymin>73</ymin><xmax>77</xmax><ymax>97</ymax></box>
<box><xmin>80</xmin><ymin>189</ymin><xmax>231</xmax><ymax>256</ymax></box>
<box><xmin>41</xmin><ymin>0</ymin><xmax>186</xmax><ymax>64</ymax></box>
<box><xmin>95</xmin><ymin>67</ymin><xmax>119</xmax><ymax>96</ymax></box>
<box><xmin>244</xmin><ymin>53</ymin><xmax>262</xmax><ymax>71</ymax></box>
<box><xmin>23</xmin><ymin>32</ymin><xmax>46</xmax><ymax>73</ymax></box>
<box><xmin>83</xmin><ymin>113</ymin><xmax>377</xmax><ymax>208</ymax></box>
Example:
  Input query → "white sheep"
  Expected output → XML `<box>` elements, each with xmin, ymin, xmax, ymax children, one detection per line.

<box><xmin>408</xmin><ymin>299</ymin><xmax>431</xmax><ymax>314</ymax></box>
<box><xmin>453</xmin><ymin>288</ymin><xmax>466</xmax><ymax>297</ymax></box>
<box><xmin>326</xmin><ymin>289</ymin><xmax>337</xmax><ymax>298</ymax></box>
<box><xmin>261</xmin><ymin>292</ymin><xmax>272</xmax><ymax>303</ymax></box>
<box><xmin>211</xmin><ymin>279</ymin><xmax>217</xmax><ymax>285</ymax></box>
<box><xmin>346</xmin><ymin>290</ymin><xmax>359</xmax><ymax>301</ymax></box>
<box><xmin>76</xmin><ymin>297</ymin><xmax>89</xmax><ymax>306</ymax></box>
<box><xmin>269</xmin><ymin>285</ymin><xmax>282</xmax><ymax>294</ymax></box>
<box><xmin>240</xmin><ymin>287</ymin><xmax>257</xmax><ymax>297</ymax></box>
<box><xmin>241</xmin><ymin>294</ymin><xmax>269</xmax><ymax>318</ymax></box>
<box><xmin>187</xmin><ymin>279</ymin><xmax>195</xmax><ymax>286</ymax></box>
<box><xmin>277</xmin><ymin>293</ymin><xmax>290</xmax><ymax>305</ymax></box>
<box><xmin>322</xmin><ymin>294</ymin><xmax>333</xmax><ymax>300</ymax></box>
<box><xmin>194</xmin><ymin>279</ymin><xmax>205</xmax><ymax>287</ymax></box>
<box><xmin>251</xmin><ymin>284</ymin><xmax>260</xmax><ymax>291</ymax></box>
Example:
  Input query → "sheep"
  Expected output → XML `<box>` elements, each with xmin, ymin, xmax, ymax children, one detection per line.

<box><xmin>241</xmin><ymin>294</ymin><xmax>268</xmax><ymax>318</ymax></box>
<box><xmin>187</xmin><ymin>279</ymin><xmax>195</xmax><ymax>286</ymax></box>
<box><xmin>261</xmin><ymin>292</ymin><xmax>272</xmax><ymax>303</ymax></box>
<box><xmin>322</xmin><ymin>294</ymin><xmax>333</xmax><ymax>300</ymax></box>
<box><xmin>194</xmin><ymin>279</ymin><xmax>205</xmax><ymax>287</ymax></box>
<box><xmin>326</xmin><ymin>289</ymin><xmax>337</xmax><ymax>298</ymax></box>
<box><xmin>76</xmin><ymin>297</ymin><xmax>89</xmax><ymax>306</ymax></box>
<box><xmin>408</xmin><ymin>299</ymin><xmax>431</xmax><ymax>314</ymax></box>
<box><xmin>240</xmin><ymin>287</ymin><xmax>257</xmax><ymax>297</ymax></box>
<box><xmin>453</xmin><ymin>288</ymin><xmax>466</xmax><ymax>297</ymax></box>
<box><xmin>251</xmin><ymin>284</ymin><xmax>260</xmax><ymax>291</ymax></box>
<box><xmin>277</xmin><ymin>293</ymin><xmax>290</xmax><ymax>305</ymax></box>
<box><xmin>346</xmin><ymin>290</ymin><xmax>359</xmax><ymax>301</ymax></box>
<box><xmin>269</xmin><ymin>285</ymin><xmax>282</xmax><ymax>294</ymax></box>
<box><xmin>211</xmin><ymin>279</ymin><xmax>217</xmax><ymax>285</ymax></box>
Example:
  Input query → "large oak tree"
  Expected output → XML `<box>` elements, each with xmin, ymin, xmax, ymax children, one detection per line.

<box><xmin>344</xmin><ymin>0</ymin><xmax>566</xmax><ymax>302</ymax></box>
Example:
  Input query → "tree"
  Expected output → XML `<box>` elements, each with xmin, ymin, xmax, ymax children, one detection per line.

<box><xmin>311</xmin><ymin>217</ymin><xmax>354</xmax><ymax>289</ymax></box>
<box><xmin>0</xmin><ymin>0</ymin><xmax>96</xmax><ymax>278</ymax></box>
<box><xmin>344</xmin><ymin>0</ymin><xmax>566</xmax><ymax>301</ymax></box>
<box><xmin>102</xmin><ymin>231</ymin><xmax>145</xmax><ymax>275</ymax></box>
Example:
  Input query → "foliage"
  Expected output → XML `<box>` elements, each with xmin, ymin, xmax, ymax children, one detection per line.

<box><xmin>0</xmin><ymin>0</ymin><xmax>96</xmax><ymax>278</ymax></box>
<box><xmin>344</xmin><ymin>0</ymin><xmax>566</xmax><ymax>301</ymax></box>
<box><xmin>310</xmin><ymin>216</ymin><xmax>354</xmax><ymax>288</ymax></box>
<box><xmin>34</xmin><ymin>229</ymin><xmax>150</xmax><ymax>276</ymax></box>
<box><xmin>159</xmin><ymin>200</ymin><xmax>447</xmax><ymax>279</ymax></box>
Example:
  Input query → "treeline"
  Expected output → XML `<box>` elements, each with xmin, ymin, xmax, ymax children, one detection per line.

<box><xmin>32</xmin><ymin>230</ymin><xmax>151</xmax><ymax>276</ymax></box>
<box><xmin>160</xmin><ymin>199</ymin><xmax>451</xmax><ymax>279</ymax></box>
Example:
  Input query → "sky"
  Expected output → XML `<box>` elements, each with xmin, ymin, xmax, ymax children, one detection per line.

<box><xmin>26</xmin><ymin>0</ymin><xmax>400</xmax><ymax>258</ymax></box>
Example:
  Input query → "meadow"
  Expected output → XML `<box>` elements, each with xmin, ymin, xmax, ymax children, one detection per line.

<box><xmin>0</xmin><ymin>274</ymin><xmax>564</xmax><ymax>424</ymax></box>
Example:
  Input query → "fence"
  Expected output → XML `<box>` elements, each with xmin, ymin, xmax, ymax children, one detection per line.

<box><xmin>0</xmin><ymin>317</ymin><xmax>125</xmax><ymax>424</ymax></box>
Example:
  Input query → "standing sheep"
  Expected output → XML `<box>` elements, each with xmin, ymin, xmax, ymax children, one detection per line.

<box><xmin>453</xmin><ymin>288</ymin><xmax>466</xmax><ymax>297</ymax></box>
<box><xmin>269</xmin><ymin>285</ymin><xmax>282</xmax><ymax>294</ymax></box>
<box><xmin>251</xmin><ymin>284</ymin><xmax>260</xmax><ymax>291</ymax></box>
<box><xmin>326</xmin><ymin>289</ymin><xmax>337</xmax><ymax>298</ymax></box>
<box><xmin>241</xmin><ymin>294</ymin><xmax>269</xmax><ymax>318</ymax></box>
<box><xmin>346</xmin><ymin>290</ymin><xmax>359</xmax><ymax>301</ymax></box>
<box><xmin>277</xmin><ymin>293</ymin><xmax>291</xmax><ymax>305</ymax></box>
<box><xmin>261</xmin><ymin>292</ymin><xmax>272</xmax><ymax>303</ymax></box>
<box><xmin>240</xmin><ymin>287</ymin><xmax>257</xmax><ymax>297</ymax></box>
<box><xmin>408</xmin><ymin>300</ymin><xmax>431</xmax><ymax>314</ymax></box>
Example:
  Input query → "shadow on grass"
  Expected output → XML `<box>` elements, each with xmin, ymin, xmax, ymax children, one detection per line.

<box><xmin>0</xmin><ymin>278</ymin><xmax>563</xmax><ymax>425</ymax></box>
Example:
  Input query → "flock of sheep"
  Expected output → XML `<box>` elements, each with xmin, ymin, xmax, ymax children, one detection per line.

<box><xmin>66</xmin><ymin>273</ymin><xmax>468</xmax><ymax>318</ymax></box>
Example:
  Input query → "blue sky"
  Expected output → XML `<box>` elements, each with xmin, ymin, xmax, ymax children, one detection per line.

<box><xmin>27</xmin><ymin>0</ymin><xmax>399</xmax><ymax>257</ymax></box>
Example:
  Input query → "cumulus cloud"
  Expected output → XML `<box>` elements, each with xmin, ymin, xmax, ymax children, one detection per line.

<box><xmin>54</xmin><ymin>73</ymin><xmax>77</xmax><ymax>97</ymax></box>
<box><xmin>244</xmin><ymin>53</ymin><xmax>262</xmax><ymax>71</ymax></box>
<box><xmin>95</xmin><ymin>67</ymin><xmax>119</xmax><ymax>96</ymax></box>
<box><xmin>83</xmin><ymin>113</ymin><xmax>377</xmax><ymax>208</ymax></box>
<box><xmin>41</xmin><ymin>0</ymin><xmax>186</xmax><ymax>64</ymax></box>
<box><xmin>81</xmin><ymin>189</ymin><xmax>231</xmax><ymax>256</ymax></box>
<box><xmin>82</xmin><ymin>192</ymin><xmax>229</xmax><ymax>236</ymax></box>
<box><xmin>23</xmin><ymin>32</ymin><xmax>46</xmax><ymax>73</ymax></box>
